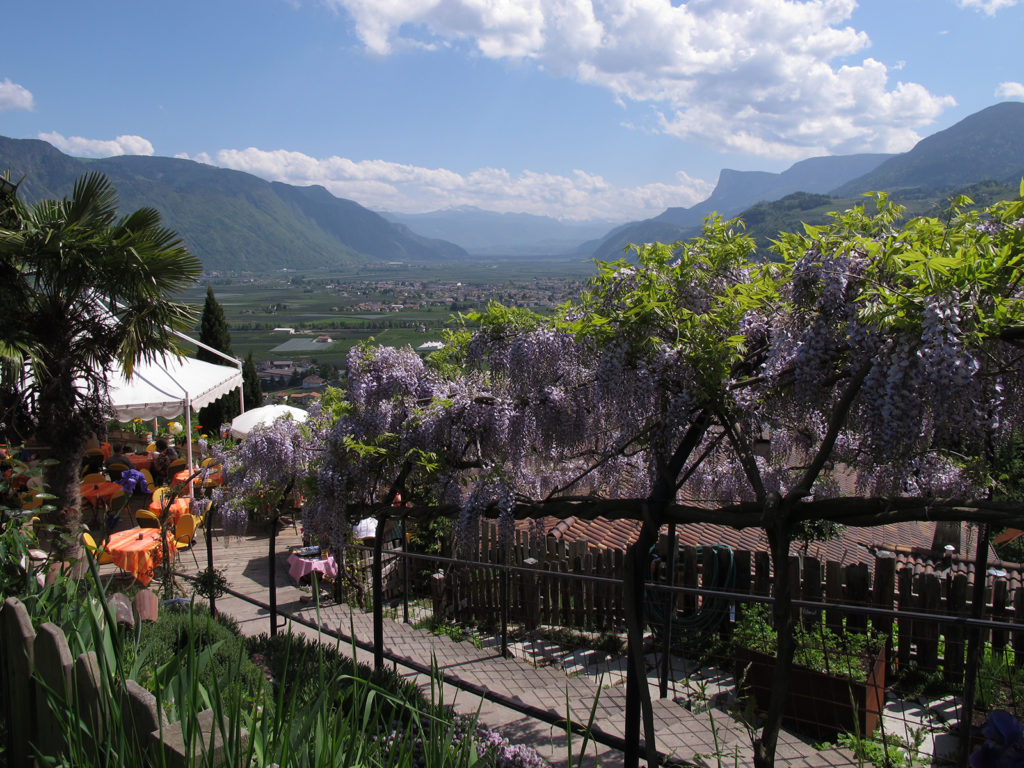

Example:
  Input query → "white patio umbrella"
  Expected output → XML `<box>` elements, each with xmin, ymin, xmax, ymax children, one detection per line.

<box><xmin>229</xmin><ymin>404</ymin><xmax>308</xmax><ymax>439</ymax></box>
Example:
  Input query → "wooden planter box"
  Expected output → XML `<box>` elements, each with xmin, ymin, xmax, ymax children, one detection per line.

<box><xmin>734</xmin><ymin>644</ymin><xmax>886</xmax><ymax>740</ymax></box>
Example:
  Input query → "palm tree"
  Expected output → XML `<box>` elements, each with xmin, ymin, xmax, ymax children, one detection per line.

<box><xmin>0</xmin><ymin>172</ymin><xmax>201</xmax><ymax>558</ymax></box>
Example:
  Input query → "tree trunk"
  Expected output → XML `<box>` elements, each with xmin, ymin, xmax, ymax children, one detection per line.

<box><xmin>37</xmin><ymin>408</ymin><xmax>87</xmax><ymax>565</ymax></box>
<box><xmin>753</xmin><ymin>513</ymin><xmax>795</xmax><ymax>768</ymax></box>
<box><xmin>623</xmin><ymin>513</ymin><xmax>661</xmax><ymax>768</ymax></box>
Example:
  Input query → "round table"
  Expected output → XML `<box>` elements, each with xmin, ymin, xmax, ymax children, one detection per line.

<box><xmin>287</xmin><ymin>553</ymin><xmax>338</xmax><ymax>584</ymax></box>
<box><xmin>127</xmin><ymin>454</ymin><xmax>153</xmax><ymax>471</ymax></box>
<box><xmin>174</xmin><ymin>466</ymin><xmax>223</xmax><ymax>490</ymax></box>
<box><xmin>81</xmin><ymin>481</ymin><xmax>123</xmax><ymax>507</ymax></box>
<box><xmin>104</xmin><ymin>527</ymin><xmax>175</xmax><ymax>586</ymax></box>
<box><xmin>147</xmin><ymin>496</ymin><xmax>193</xmax><ymax>524</ymax></box>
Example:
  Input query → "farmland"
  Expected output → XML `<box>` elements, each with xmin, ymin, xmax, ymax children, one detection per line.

<box><xmin>177</xmin><ymin>256</ymin><xmax>596</xmax><ymax>379</ymax></box>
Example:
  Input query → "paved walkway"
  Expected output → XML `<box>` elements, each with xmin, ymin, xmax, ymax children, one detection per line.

<box><xmin>160</xmin><ymin>526</ymin><xmax>860</xmax><ymax>768</ymax></box>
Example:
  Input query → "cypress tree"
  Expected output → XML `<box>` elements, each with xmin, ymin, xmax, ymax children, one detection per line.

<box><xmin>243</xmin><ymin>352</ymin><xmax>263</xmax><ymax>410</ymax></box>
<box><xmin>196</xmin><ymin>286</ymin><xmax>238</xmax><ymax>434</ymax></box>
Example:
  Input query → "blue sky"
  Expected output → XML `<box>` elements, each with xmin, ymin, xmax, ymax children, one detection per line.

<box><xmin>1</xmin><ymin>0</ymin><xmax>1022</xmax><ymax>222</ymax></box>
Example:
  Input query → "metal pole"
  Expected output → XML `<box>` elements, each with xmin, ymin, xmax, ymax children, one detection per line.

<box><xmin>403</xmin><ymin>513</ymin><xmax>410</xmax><ymax>624</ymax></box>
<box><xmin>373</xmin><ymin>517</ymin><xmax>384</xmax><ymax>670</ymax></box>
<box><xmin>501</xmin><ymin>550</ymin><xmax>510</xmax><ymax>658</ymax></box>
<box><xmin>659</xmin><ymin>523</ymin><xmax>677</xmax><ymax>699</ymax></box>
<box><xmin>206</xmin><ymin>504</ymin><xmax>216</xmax><ymax>618</ymax></box>
<box><xmin>624</xmin><ymin>541</ymin><xmax>643</xmax><ymax>768</ymax></box>
<box><xmin>960</xmin><ymin>522</ymin><xmax>992</xmax><ymax>767</ymax></box>
<box><xmin>269</xmin><ymin>519</ymin><xmax>278</xmax><ymax>636</ymax></box>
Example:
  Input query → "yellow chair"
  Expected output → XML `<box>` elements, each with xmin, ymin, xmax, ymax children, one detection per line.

<box><xmin>167</xmin><ymin>457</ymin><xmax>188</xmax><ymax>475</ymax></box>
<box><xmin>200</xmin><ymin>457</ymin><xmax>221</xmax><ymax>468</ymax></box>
<box><xmin>82</xmin><ymin>473</ymin><xmax>108</xmax><ymax>485</ymax></box>
<box><xmin>174</xmin><ymin>514</ymin><xmax>200</xmax><ymax>567</ymax></box>
<box><xmin>189</xmin><ymin>499</ymin><xmax>211</xmax><ymax>529</ymax></box>
<box><xmin>81</xmin><ymin>532</ymin><xmax>113</xmax><ymax>565</ymax></box>
<box><xmin>135</xmin><ymin>509</ymin><xmax>160</xmax><ymax>528</ymax></box>
<box><xmin>106</xmin><ymin>461</ymin><xmax>130</xmax><ymax>480</ymax></box>
<box><xmin>151</xmin><ymin>486</ymin><xmax>173</xmax><ymax>504</ymax></box>
<box><xmin>145</xmin><ymin>442</ymin><xmax>157</xmax><ymax>452</ymax></box>
<box><xmin>139</xmin><ymin>468</ymin><xmax>155</xmax><ymax>488</ymax></box>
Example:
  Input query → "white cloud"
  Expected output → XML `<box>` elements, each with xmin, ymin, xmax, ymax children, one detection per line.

<box><xmin>0</xmin><ymin>78</ymin><xmax>34</xmax><ymax>111</ymax></box>
<box><xmin>324</xmin><ymin>0</ymin><xmax>955</xmax><ymax>159</ymax></box>
<box><xmin>996</xmin><ymin>81</ymin><xmax>1024</xmax><ymax>100</ymax></box>
<box><xmin>37</xmin><ymin>132</ymin><xmax>155</xmax><ymax>158</ymax></box>
<box><xmin>188</xmin><ymin>146</ymin><xmax>712</xmax><ymax>220</ymax></box>
<box><xmin>956</xmin><ymin>0</ymin><xmax>1019</xmax><ymax>13</ymax></box>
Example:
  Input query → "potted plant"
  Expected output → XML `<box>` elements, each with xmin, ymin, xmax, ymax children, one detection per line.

<box><xmin>732</xmin><ymin>603</ymin><xmax>886</xmax><ymax>740</ymax></box>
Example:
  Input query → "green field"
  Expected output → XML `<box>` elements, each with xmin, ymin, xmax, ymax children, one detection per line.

<box><xmin>175</xmin><ymin>257</ymin><xmax>595</xmax><ymax>370</ymax></box>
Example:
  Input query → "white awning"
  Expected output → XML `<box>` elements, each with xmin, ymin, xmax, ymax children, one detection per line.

<box><xmin>106</xmin><ymin>353</ymin><xmax>243</xmax><ymax>421</ymax></box>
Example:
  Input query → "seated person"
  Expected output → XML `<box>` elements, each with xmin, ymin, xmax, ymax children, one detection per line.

<box><xmin>81</xmin><ymin>451</ymin><xmax>104</xmax><ymax>476</ymax></box>
<box><xmin>104</xmin><ymin>444</ymin><xmax>133</xmax><ymax>481</ymax></box>
<box><xmin>151</xmin><ymin>439</ymin><xmax>177</xmax><ymax>484</ymax></box>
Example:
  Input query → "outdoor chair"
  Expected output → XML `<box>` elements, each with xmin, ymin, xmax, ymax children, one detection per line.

<box><xmin>82</xmin><ymin>472</ymin><xmax>108</xmax><ymax>485</ymax></box>
<box><xmin>107</xmin><ymin>461</ymin><xmax>130</xmax><ymax>481</ymax></box>
<box><xmin>167</xmin><ymin>457</ymin><xmax>188</xmax><ymax>474</ymax></box>
<box><xmin>151</xmin><ymin>486</ymin><xmax>173</xmax><ymax>505</ymax></box>
<box><xmin>135</xmin><ymin>509</ymin><xmax>160</xmax><ymax>528</ymax></box>
<box><xmin>81</xmin><ymin>531</ymin><xmax>114</xmax><ymax>565</ymax></box>
<box><xmin>174</xmin><ymin>514</ymin><xmax>200</xmax><ymax>567</ymax></box>
<box><xmin>106</xmin><ymin>489</ymin><xmax>129</xmax><ymax>529</ymax></box>
<box><xmin>145</xmin><ymin>442</ymin><xmax>157</xmax><ymax>452</ymax></box>
<box><xmin>139</xmin><ymin>468</ymin><xmax>155</xmax><ymax>488</ymax></box>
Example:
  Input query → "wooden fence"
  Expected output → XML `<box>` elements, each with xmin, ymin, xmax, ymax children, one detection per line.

<box><xmin>428</xmin><ymin>522</ymin><xmax>1024</xmax><ymax>678</ymax></box>
<box><xmin>0</xmin><ymin>595</ymin><xmax>246</xmax><ymax>768</ymax></box>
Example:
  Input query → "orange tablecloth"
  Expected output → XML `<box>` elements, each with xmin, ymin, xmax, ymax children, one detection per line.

<box><xmin>173</xmin><ymin>467</ymin><xmax>222</xmax><ymax>489</ymax></box>
<box><xmin>81</xmin><ymin>481</ymin><xmax>123</xmax><ymax>507</ymax></box>
<box><xmin>127</xmin><ymin>454</ymin><xmax>153</xmax><ymax>471</ymax></box>
<box><xmin>105</xmin><ymin>527</ymin><xmax>174</xmax><ymax>586</ymax></box>
<box><xmin>148</xmin><ymin>496</ymin><xmax>192</xmax><ymax>523</ymax></box>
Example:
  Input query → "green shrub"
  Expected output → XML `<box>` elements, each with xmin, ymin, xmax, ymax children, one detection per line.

<box><xmin>247</xmin><ymin>631</ymin><xmax>427</xmax><ymax>723</ymax></box>
<box><xmin>128</xmin><ymin>601</ymin><xmax>265</xmax><ymax>713</ymax></box>
<box><xmin>733</xmin><ymin>603</ymin><xmax>884</xmax><ymax>683</ymax></box>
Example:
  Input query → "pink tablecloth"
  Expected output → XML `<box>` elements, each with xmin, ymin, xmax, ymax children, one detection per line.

<box><xmin>287</xmin><ymin>554</ymin><xmax>338</xmax><ymax>583</ymax></box>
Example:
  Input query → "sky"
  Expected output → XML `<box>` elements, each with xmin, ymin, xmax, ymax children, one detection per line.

<box><xmin>1</xmin><ymin>0</ymin><xmax>1022</xmax><ymax>223</ymax></box>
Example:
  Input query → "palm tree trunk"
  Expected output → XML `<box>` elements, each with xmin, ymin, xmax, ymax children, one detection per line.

<box><xmin>36</xmin><ymin>368</ymin><xmax>90</xmax><ymax>564</ymax></box>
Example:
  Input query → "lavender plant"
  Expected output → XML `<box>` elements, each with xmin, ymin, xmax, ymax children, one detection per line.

<box><xmin>214</xmin><ymin>416</ymin><xmax>311</xmax><ymax>534</ymax></box>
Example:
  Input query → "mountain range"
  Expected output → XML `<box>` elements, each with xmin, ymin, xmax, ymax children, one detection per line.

<box><xmin>381</xmin><ymin>206</ymin><xmax>618</xmax><ymax>256</ymax></box>
<box><xmin>591</xmin><ymin>101</ymin><xmax>1024</xmax><ymax>258</ymax></box>
<box><xmin>0</xmin><ymin>137</ymin><xmax>468</xmax><ymax>272</ymax></box>
<box><xmin>1</xmin><ymin>101</ymin><xmax>1022</xmax><ymax>271</ymax></box>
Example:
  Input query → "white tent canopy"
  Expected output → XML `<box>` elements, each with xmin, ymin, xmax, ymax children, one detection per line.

<box><xmin>106</xmin><ymin>351</ymin><xmax>244</xmax><ymax>492</ymax></box>
<box><xmin>229</xmin><ymin>404</ymin><xmax>307</xmax><ymax>439</ymax></box>
<box><xmin>106</xmin><ymin>353</ymin><xmax>243</xmax><ymax>422</ymax></box>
